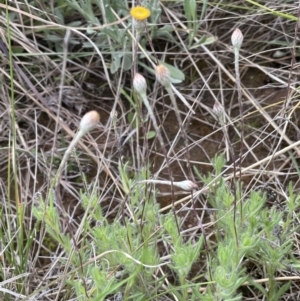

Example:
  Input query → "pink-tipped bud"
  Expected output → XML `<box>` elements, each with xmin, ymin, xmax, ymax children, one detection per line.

<box><xmin>231</xmin><ymin>28</ymin><xmax>243</xmax><ymax>49</ymax></box>
<box><xmin>155</xmin><ymin>64</ymin><xmax>171</xmax><ymax>87</ymax></box>
<box><xmin>80</xmin><ymin>110</ymin><xmax>100</xmax><ymax>133</ymax></box>
<box><xmin>213</xmin><ymin>101</ymin><xmax>225</xmax><ymax>125</ymax></box>
<box><xmin>133</xmin><ymin>73</ymin><xmax>147</xmax><ymax>95</ymax></box>
<box><xmin>176</xmin><ymin>180</ymin><xmax>198</xmax><ymax>191</ymax></box>
<box><xmin>213</xmin><ymin>100</ymin><xmax>224</xmax><ymax>119</ymax></box>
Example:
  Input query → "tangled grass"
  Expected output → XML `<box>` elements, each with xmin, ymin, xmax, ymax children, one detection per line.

<box><xmin>1</xmin><ymin>0</ymin><xmax>300</xmax><ymax>300</ymax></box>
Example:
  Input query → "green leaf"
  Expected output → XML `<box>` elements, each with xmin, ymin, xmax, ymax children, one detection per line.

<box><xmin>139</xmin><ymin>60</ymin><xmax>185</xmax><ymax>83</ymax></box>
<box><xmin>110</xmin><ymin>54</ymin><xmax>120</xmax><ymax>74</ymax></box>
<box><xmin>44</xmin><ymin>34</ymin><xmax>63</xmax><ymax>43</ymax></box>
<box><xmin>189</xmin><ymin>36</ymin><xmax>216</xmax><ymax>50</ymax></box>
<box><xmin>123</xmin><ymin>53</ymin><xmax>132</xmax><ymax>71</ymax></box>
<box><xmin>146</xmin><ymin>131</ymin><xmax>156</xmax><ymax>140</ymax></box>
<box><xmin>54</xmin><ymin>8</ymin><xmax>65</xmax><ymax>25</ymax></box>
<box><xmin>118</xmin><ymin>162</ymin><xmax>131</xmax><ymax>194</ymax></box>
<box><xmin>246</xmin><ymin>277</ymin><xmax>267</xmax><ymax>295</ymax></box>
<box><xmin>155</xmin><ymin>27</ymin><xmax>178</xmax><ymax>43</ymax></box>
<box><xmin>102</xmin><ymin>27</ymin><xmax>119</xmax><ymax>42</ymax></box>
<box><xmin>273</xmin><ymin>281</ymin><xmax>290</xmax><ymax>301</ymax></box>
<box><xmin>184</xmin><ymin>0</ymin><xmax>192</xmax><ymax>22</ymax></box>
<box><xmin>128</xmin><ymin>112</ymin><xmax>137</xmax><ymax>129</ymax></box>
<box><xmin>162</xmin><ymin>61</ymin><xmax>185</xmax><ymax>82</ymax></box>
<box><xmin>67</xmin><ymin>21</ymin><xmax>82</xmax><ymax>27</ymax></box>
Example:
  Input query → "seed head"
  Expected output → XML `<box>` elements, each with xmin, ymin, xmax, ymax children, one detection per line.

<box><xmin>155</xmin><ymin>64</ymin><xmax>171</xmax><ymax>87</ymax></box>
<box><xmin>133</xmin><ymin>73</ymin><xmax>147</xmax><ymax>95</ymax></box>
<box><xmin>80</xmin><ymin>110</ymin><xmax>100</xmax><ymax>133</ymax></box>
<box><xmin>231</xmin><ymin>28</ymin><xmax>243</xmax><ymax>49</ymax></box>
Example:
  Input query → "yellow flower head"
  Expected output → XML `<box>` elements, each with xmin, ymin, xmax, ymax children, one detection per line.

<box><xmin>130</xmin><ymin>6</ymin><xmax>151</xmax><ymax>21</ymax></box>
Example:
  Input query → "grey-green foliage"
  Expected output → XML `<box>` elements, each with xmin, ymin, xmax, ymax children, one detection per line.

<box><xmin>163</xmin><ymin>214</ymin><xmax>203</xmax><ymax>300</ymax></box>
<box><xmin>32</xmin><ymin>152</ymin><xmax>300</xmax><ymax>301</ymax></box>
<box><xmin>50</xmin><ymin>0</ymin><xmax>213</xmax><ymax>73</ymax></box>
<box><xmin>195</xmin><ymin>155</ymin><xmax>294</xmax><ymax>300</ymax></box>
<box><xmin>32</xmin><ymin>163</ymin><xmax>165</xmax><ymax>300</ymax></box>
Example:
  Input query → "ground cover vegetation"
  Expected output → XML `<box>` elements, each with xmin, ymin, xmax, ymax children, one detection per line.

<box><xmin>1</xmin><ymin>0</ymin><xmax>300</xmax><ymax>300</ymax></box>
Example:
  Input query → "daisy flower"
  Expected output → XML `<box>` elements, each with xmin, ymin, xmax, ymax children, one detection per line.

<box><xmin>130</xmin><ymin>6</ymin><xmax>151</xmax><ymax>21</ymax></box>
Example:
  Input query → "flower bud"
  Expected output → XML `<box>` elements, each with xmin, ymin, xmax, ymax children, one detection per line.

<box><xmin>133</xmin><ymin>73</ymin><xmax>147</xmax><ymax>95</ymax></box>
<box><xmin>213</xmin><ymin>101</ymin><xmax>224</xmax><ymax>120</ymax></box>
<box><xmin>155</xmin><ymin>64</ymin><xmax>171</xmax><ymax>87</ymax></box>
<box><xmin>80</xmin><ymin>110</ymin><xmax>100</xmax><ymax>133</ymax></box>
<box><xmin>231</xmin><ymin>28</ymin><xmax>243</xmax><ymax>49</ymax></box>
<box><xmin>177</xmin><ymin>180</ymin><xmax>198</xmax><ymax>191</ymax></box>
<box><xmin>213</xmin><ymin>101</ymin><xmax>225</xmax><ymax>125</ymax></box>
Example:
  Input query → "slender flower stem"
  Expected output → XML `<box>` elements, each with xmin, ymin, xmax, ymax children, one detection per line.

<box><xmin>133</xmin><ymin>73</ymin><xmax>166</xmax><ymax>149</ymax></box>
<box><xmin>52</xmin><ymin>110</ymin><xmax>99</xmax><ymax>300</ymax></box>
<box><xmin>130</xmin><ymin>6</ymin><xmax>150</xmax><ymax>77</ymax></box>
<box><xmin>232</xmin><ymin>28</ymin><xmax>244</xmax><ymax>171</ymax></box>
<box><xmin>134</xmin><ymin>73</ymin><xmax>179</xmax><ymax>232</ymax></box>
<box><xmin>134</xmin><ymin>72</ymin><xmax>190</xmax><ymax>234</ymax></box>
<box><xmin>232</xmin><ymin>28</ymin><xmax>244</xmax><ymax>246</ymax></box>
<box><xmin>165</xmin><ymin>84</ymin><xmax>194</xmax><ymax>176</ymax></box>
<box><xmin>154</xmin><ymin>64</ymin><xmax>194</xmax><ymax>178</ymax></box>
<box><xmin>141</xmin><ymin>93</ymin><xmax>165</xmax><ymax>149</ymax></box>
<box><xmin>233</xmin><ymin>43</ymin><xmax>244</xmax><ymax>172</ymax></box>
<box><xmin>54</xmin><ymin>111</ymin><xmax>100</xmax><ymax>191</ymax></box>
<box><xmin>170</xmin><ymin>84</ymin><xmax>195</xmax><ymax>114</ymax></box>
<box><xmin>54</xmin><ymin>129</ymin><xmax>85</xmax><ymax>186</ymax></box>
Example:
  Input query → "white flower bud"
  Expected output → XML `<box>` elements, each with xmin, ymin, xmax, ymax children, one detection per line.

<box><xmin>80</xmin><ymin>110</ymin><xmax>100</xmax><ymax>134</ymax></box>
<box><xmin>231</xmin><ymin>28</ymin><xmax>243</xmax><ymax>49</ymax></box>
<box><xmin>138</xmin><ymin>179</ymin><xmax>197</xmax><ymax>191</ymax></box>
<box><xmin>213</xmin><ymin>100</ymin><xmax>224</xmax><ymax>124</ymax></box>
<box><xmin>133</xmin><ymin>73</ymin><xmax>147</xmax><ymax>95</ymax></box>
<box><xmin>213</xmin><ymin>101</ymin><xmax>224</xmax><ymax>119</ymax></box>
<box><xmin>155</xmin><ymin>64</ymin><xmax>171</xmax><ymax>87</ymax></box>
<box><xmin>176</xmin><ymin>180</ymin><xmax>198</xmax><ymax>191</ymax></box>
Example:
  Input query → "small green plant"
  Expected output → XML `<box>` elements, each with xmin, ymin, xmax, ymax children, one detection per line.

<box><xmin>194</xmin><ymin>155</ymin><xmax>295</xmax><ymax>300</ymax></box>
<box><xmin>34</xmin><ymin>162</ymin><xmax>200</xmax><ymax>300</ymax></box>
<box><xmin>31</xmin><ymin>153</ymin><xmax>300</xmax><ymax>300</ymax></box>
